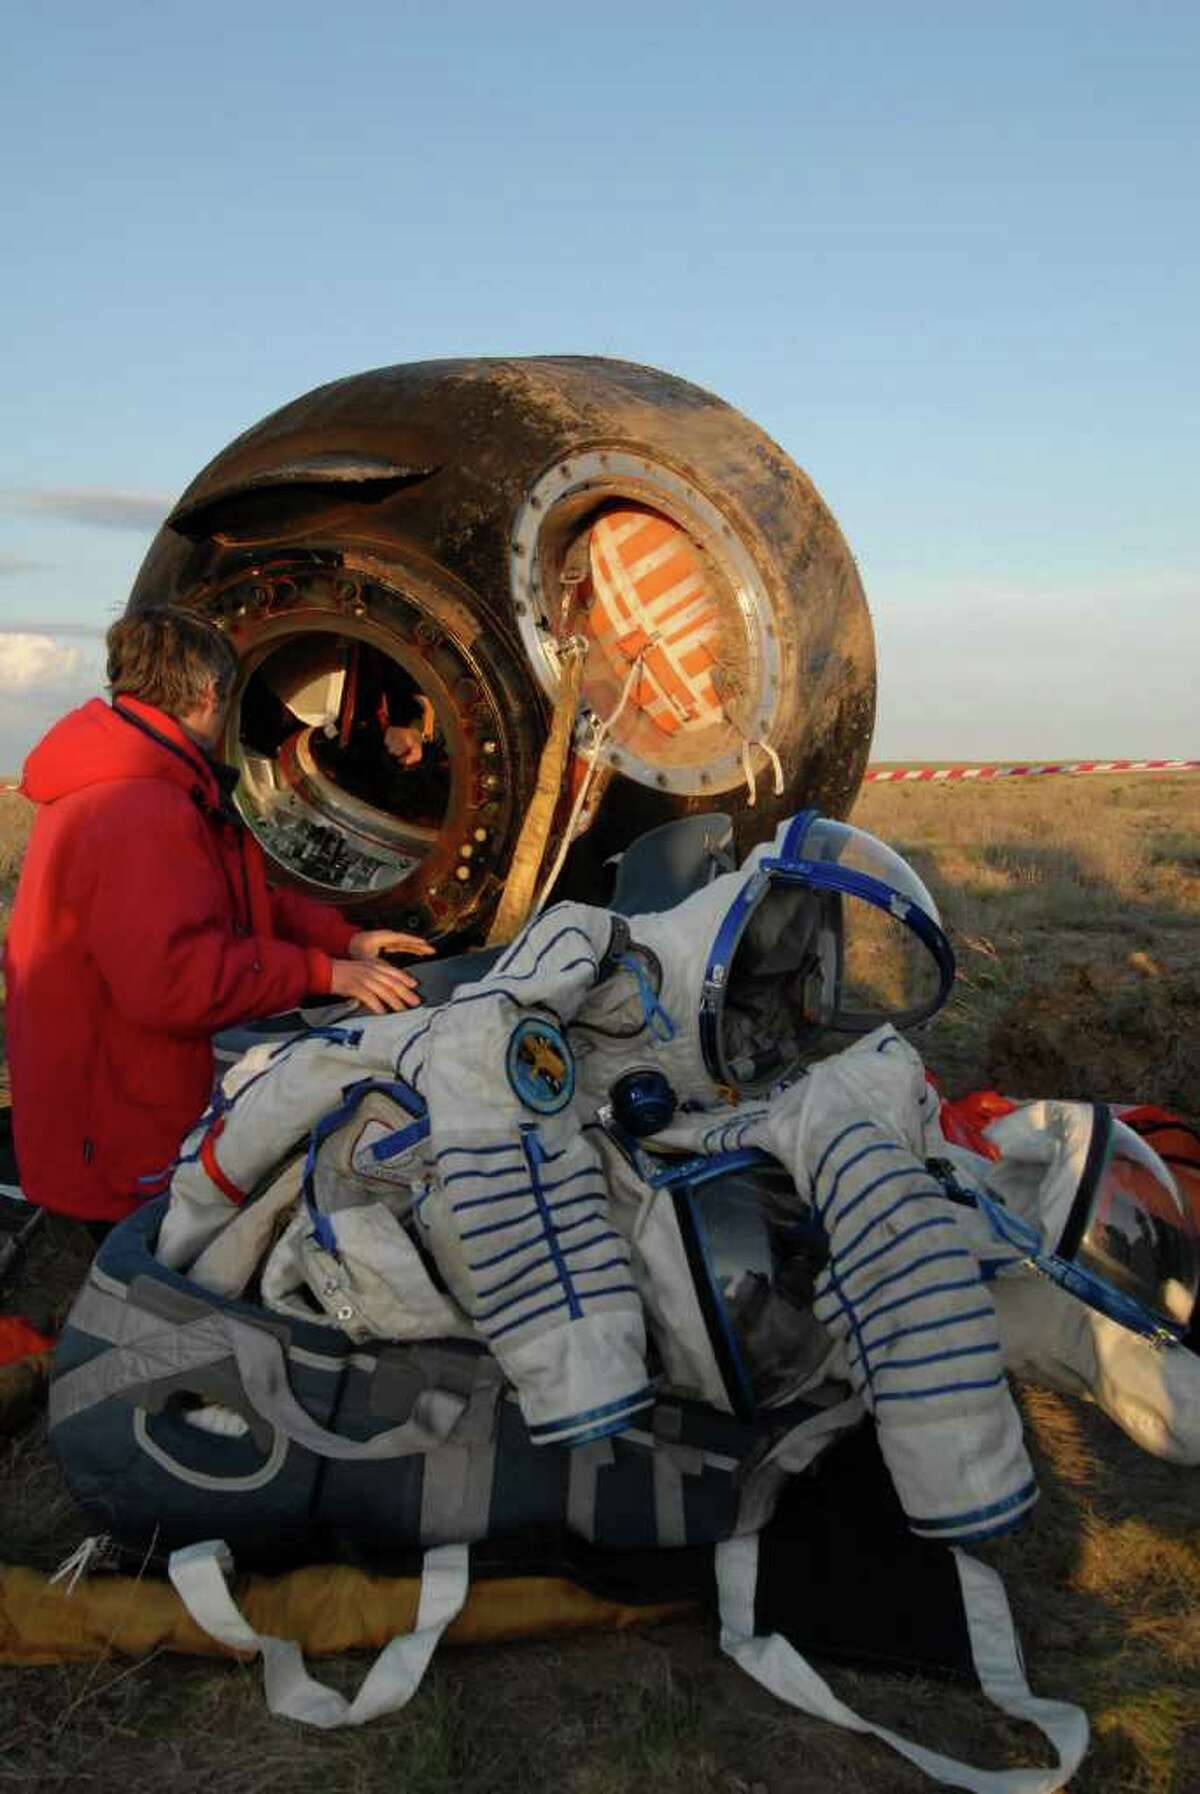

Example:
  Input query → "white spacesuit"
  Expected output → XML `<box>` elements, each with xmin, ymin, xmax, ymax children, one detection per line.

<box><xmin>142</xmin><ymin>809</ymin><xmax>1199</xmax><ymax>1784</ymax></box>
<box><xmin>156</xmin><ymin>812</ymin><xmax>1200</xmax><ymax>1524</ymax></box>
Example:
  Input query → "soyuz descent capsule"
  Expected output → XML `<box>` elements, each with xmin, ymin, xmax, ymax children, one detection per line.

<box><xmin>127</xmin><ymin>357</ymin><xmax>875</xmax><ymax>944</ymax></box>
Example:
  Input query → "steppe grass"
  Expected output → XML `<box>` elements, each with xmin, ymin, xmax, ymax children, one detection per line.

<box><xmin>1</xmin><ymin>773</ymin><xmax>1198</xmax><ymax>1792</ymax></box>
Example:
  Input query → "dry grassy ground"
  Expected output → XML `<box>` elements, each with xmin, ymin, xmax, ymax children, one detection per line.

<box><xmin>1</xmin><ymin>774</ymin><xmax>1198</xmax><ymax>1793</ymax></box>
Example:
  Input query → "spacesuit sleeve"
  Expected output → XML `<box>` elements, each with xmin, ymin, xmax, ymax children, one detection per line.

<box><xmin>416</xmin><ymin>904</ymin><xmax>653</xmax><ymax>1445</ymax></box>
<box><xmin>757</xmin><ymin>1031</ymin><xmax>1038</xmax><ymax>1542</ymax></box>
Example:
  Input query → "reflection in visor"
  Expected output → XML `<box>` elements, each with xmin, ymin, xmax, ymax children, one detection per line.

<box><xmin>676</xmin><ymin>1163</ymin><xmax>830</xmax><ymax>1415</ymax></box>
<box><xmin>721</xmin><ymin>886</ymin><xmax>831</xmax><ymax>1091</ymax></box>
<box><xmin>698</xmin><ymin>812</ymin><xmax>955</xmax><ymax>1099</ymax></box>
<box><xmin>719</xmin><ymin>873</ymin><xmax>948</xmax><ymax>1092</ymax></box>
<box><xmin>1075</xmin><ymin>1121</ymin><xmax>1199</xmax><ymax>1334</ymax></box>
<box><xmin>836</xmin><ymin>892</ymin><xmax>948</xmax><ymax>1029</ymax></box>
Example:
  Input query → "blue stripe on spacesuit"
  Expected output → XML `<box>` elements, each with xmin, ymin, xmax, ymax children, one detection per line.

<box><xmin>834</xmin><ymin>1214</ymin><xmax>960</xmax><ymax>1286</ymax></box>
<box><xmin>815</xmin><ymin>1248</ymin><xmax>986</xmax><ymax>1391</ymax></box>
<box><xmin>475</xmin><ymin>1256</ymin><xmax>634</xmax><ymax>1325</ymax></box>
<box><xmin>820</xmin><ymin>1258</ymin><xmax>877</xmax><ymax>1399</ymax></box>
<box><xmin>492</xmin><ymin>909</ymin><xmax>583</xmax><ymax>972</ymax></box>
<box><xmin>836</xmin><ymin>1249</ymin><xmax>976</xmax><ymax>1313</ymax></box>
<box><xmin>525</xmin><ymin>1385</ymin><xmax>656</xmax><ymax>1441</ymax></box>
<box><xmin>834</xmin><ymin>1181</ymin><xmax>954</xmax><ymax>1263</ymax></box>
<box><xmin>368</xmin><ymin>1119</ymin><xmax>430</xmax><ymax>1162</ymax></box>
<box><xmin>457</xmin><ymin>1187</ymin><xmax>603</xmax><ymax>1243</ymax></box>
<box><xmin>855</xmin><ymin>1303</ymin><xmax>994</xmax><ymax>1355</ymax></box>
<box><xmin>873</xmin><ymin>1374</ymin><xmax>1006</xmax><ymax>1403</ymax></box>
<box><xmin>818</xmin><ymin>1144</ymin><xmax>915</xmax><ymax>1224</ymax></box>
<box><xmin>441</xmin><ymin>1151</ymin><xmax>556</xmax><ymax>1188</ymax></box>
<box><xmin>490</xmin><ymin>953</ymin><xmax>598</xmax><ymax>987</ymax></box>
<box><xmin>435</xmin><ymin>1141</ymin><xmax>526</xmax><ymax>1162</ymax></box>
<box><xmin>450</xmin><ymin>1163</ymin><xmax>607</xmax><ymax>1214</ymax></box>
<box><xmin>520</xmin><ymin>1123</ymin><xmax>581</xmax><ymax>1321</ymax></box>
<box><xmin>543</xmin><ymin>1405</ymin><xmax>653</xmax><ymax>1447</ymax></box>
<box><xmin>474</xmin><ymin>1271</ymin><xmax>571</xmax><ymax>1323</ymax></box>
<box><xmin>466</xmin><ymin>1208</ymin><xmax>611</xmax><ymax>1272</ymax></box>
<box><xmin>871</xmin><ymin>1339</ymin><xmax>999</xmax><ymax>1376</ymax></box>
<box><xmin>487</xmin><ymin>1283</ymin><xmax>640</xmax><ymax>1343</ymax></box>
<box><xmin>693</xmin><ymin>1112</ymin><xmax>770</xmax><ymax>1155</ymax></box>
<box><xmin>395</xmin><ymin>1021</ymin><xmax>432</xmax><ymax>1082</ymax></box>
<box><xmin>810</xmin><ymin>1119</ymin><xmax>875</xmax><ymax>1190</ymax></box>
<box><xmin>493</xmin><ymin>919</ymin><xmax>599</xmax><ymax>982</ymax></box>
<box><xmin>907</xmin><ymin>1479</ymin><xmax>1038</xmax><ymax>1538</ymax></box>
<box><xmin>486</xmin><ymin>1294</ymin><xmax>572</xmax><ymax>1338</ymax></box>
<box><xmin>475</xmin><ymin>1228</ymin><xmax>626</xmax><ymax>1300</ymax></box>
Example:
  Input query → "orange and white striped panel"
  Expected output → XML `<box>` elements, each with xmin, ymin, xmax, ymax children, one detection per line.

<box><xmin>583</xmin><ymin>507</ymin><xmax>726</xmax><ymax>738</ymax></box>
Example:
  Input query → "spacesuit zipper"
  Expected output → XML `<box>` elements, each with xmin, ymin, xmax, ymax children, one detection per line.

<box><xmin>518</xmin><ymin>1123</ymin><xmax>582</xmax><ymax>1320</ymax></box>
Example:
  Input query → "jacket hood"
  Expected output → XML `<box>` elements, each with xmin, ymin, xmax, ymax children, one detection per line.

<box><xmin>20</xmin><ymin>696</ymin><xmax>220</xmax><ymax>807</ymax></box>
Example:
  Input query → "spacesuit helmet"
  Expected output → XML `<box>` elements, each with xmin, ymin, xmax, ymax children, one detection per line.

<box><xmin>700</xmin><ymin>810</ymin><xmax>955</xmax><ymax>1097</ymax></box>
<box><xmin>981</xmin><ymin>1101</ymin><xmax>1199</xmax><ymax>1343</ymax></box>
<box><xmin>626</xmin><ymin>1143</ymin><xmax>832</xmax><ymax>1418</ymax></box>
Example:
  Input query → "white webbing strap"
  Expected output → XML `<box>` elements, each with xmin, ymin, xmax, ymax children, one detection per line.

<box><xmin>168</xmin><ymin>1538</ymin><xmax>469</xmax><ymax>1729</ymax></box>
<box><xmin>715</xmin><ymin>1534</ymin><xmax>1088</xmax><ymax>1793</ymax></box>
<box><xmin>738</xmin><ymin>736</ymin><xmax>785</xmax><ymax>808</ymax></box>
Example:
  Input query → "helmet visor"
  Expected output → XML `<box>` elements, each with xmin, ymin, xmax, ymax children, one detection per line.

<box><xmin>677</xmin><ymin>1160</ymin><xmax>829</xmax><ymax>1413</ymax></box>
<box><xmin>716</xmin><ymin>820</ymin><xmax>950</xmax><ymax>1091</ymax></box>
<box><xmin>1073</xmin><ymin>1118</ymin><xmax>1198</xmax><ymax>1335</ymax></box>
<box><xmin>798</xmin><ymin>818</ymin><xmax>947</xmax><ymax>1028</ymax></box>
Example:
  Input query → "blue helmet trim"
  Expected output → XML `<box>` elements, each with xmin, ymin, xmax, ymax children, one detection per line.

<box><xmin>698</xmin><ymin>821</ymin><xmax>957</xmax><ymax>1092</ymax></box>
<box><xmin>975</xmin><ymin>1189</ymin><xmax>1189</xmax><ymax>1345</ymax></box>
<box><xmin>670</xmin><ymin>1183</ymin><xmax>757</xmax><ymax>1421</ymax></box>
<box><xmin>698</xmin><ymin>872</ymin><xmax>769</xmax><ymax>1090</ymax></box>
<box><xmin>648</xmin><ymin>1144</ymin><xmax>778</xmax><ymax>1190</ymax></box>
<box><xmin>778</xmin><ymin>807</ymin><xmax>820</xmax><ymax>863</ymax></box>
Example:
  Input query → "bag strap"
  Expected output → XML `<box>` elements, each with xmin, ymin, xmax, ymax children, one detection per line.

<box><xmin>52</xmin><ymin>1302</ymin><xmax>467</xmax><ymax>1463</ymax></box>
<box><xmin>715</xmin><ymin>1534</ymin><xmax>1088</xmax><ymax>1793</ymax></box>
<box><xmin>168</xmin><ymin>1538</ymin><xmax>468</xmax><ymax>1728</ymax></box>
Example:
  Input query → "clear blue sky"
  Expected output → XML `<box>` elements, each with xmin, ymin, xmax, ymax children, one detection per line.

<box><xmin>2</xmin><ymin>1</ymin><xmax>1196</xmax><ymax>770</ymax></box>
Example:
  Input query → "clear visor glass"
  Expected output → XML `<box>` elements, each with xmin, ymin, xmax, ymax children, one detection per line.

<box><xmin>684</xmin><ymin>1167</ymin><xmax>830</xmax><ymax>1409</ymax></box>
<box><xmin>1076</xmin><ymin>1120</ymin><xmax>1199</xmax><ymax>1333</ymax></box>
<box><xmin>719</xmin><ymin>885</ymin><xmax>828</xmax><ymax>1091</ymax></box>
<box><xmin>718</xmin><ymin>825</ymin><xmax>946</xmax><ymax>1090</ymax></box>
<box><xmin>834</xmin><ymin>887</ymin><xmax>947</xmax><ymax>1029</ymax></box>
<box><xmin>801</xmin><ymin>818</ymin><xmax>943</xmax><ymax>914</ymax></box>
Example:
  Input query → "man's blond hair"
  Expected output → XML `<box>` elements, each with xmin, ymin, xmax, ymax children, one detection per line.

<box><xmin>106</xmin><ymin>608</ymin><xmax>239</xmax><ymax>720</ymax></box>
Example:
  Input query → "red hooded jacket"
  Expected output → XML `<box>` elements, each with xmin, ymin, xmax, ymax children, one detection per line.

<box><xmin>4</xmin><ymin>696</ymin><xmax>358</xmax><ymax>1222</ymax></box>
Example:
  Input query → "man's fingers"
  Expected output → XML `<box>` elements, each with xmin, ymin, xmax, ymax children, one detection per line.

<box><xmin>375</xmin><ymin>964</ymin><xmax>418</xmax><ymax>993</ymax></box>
<box><xmin>329</xmin><ymin>955</ymin><xmax>424</xmax><ymax>1012</ymax></box>
<box><xmin>361</xmin><ymin>963</ymin><xmax>422</xmax><ymax>1010</ymax></box>
<box><xmin>381</xmin><ymin>932</ymin><xmax>436</xmax><ymax>958</ymax></box>
<box><xmin>352</xmin><ymin>929</ymin><xmax>436</xmax><ymax>961</ymax></box>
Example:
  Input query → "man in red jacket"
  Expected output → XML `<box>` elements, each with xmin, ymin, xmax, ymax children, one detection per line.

<box><xmin>4</xmin><ymin>608</ymin><xmax>433</xmax><ymax>1226</ymax></box>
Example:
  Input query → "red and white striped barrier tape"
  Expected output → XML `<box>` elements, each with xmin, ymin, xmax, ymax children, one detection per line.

<box><xmin>863</xmin><ymin>758</ymin><xmax>1199</xmax><ymax>784</ymax></box>
<box><xmin>4</xmin><ymin>758</ymin><xmax>1197</xmax><ymax>799</ymax></box>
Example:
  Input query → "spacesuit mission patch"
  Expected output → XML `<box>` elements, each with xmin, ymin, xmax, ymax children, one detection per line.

<box><xmin>505</xmin><ymin>1016</ymin><xmax>576</xmax><ymax>1114</ymax></box>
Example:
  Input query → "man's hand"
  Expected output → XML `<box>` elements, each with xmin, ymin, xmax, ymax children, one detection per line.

<box><xmin>348</xmin><ymin>929</ymin><xmax>436</xmax><ymax>962</ymax></box>
<box><xmin>383</xmin><ymin>724</ymin><xmax>424</xmax><ymax>767</ymax></box>
<box><xmin>328</xmin><ymin>957</ymin><xmax>424</xmax><ymax>1014</ymax></box>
